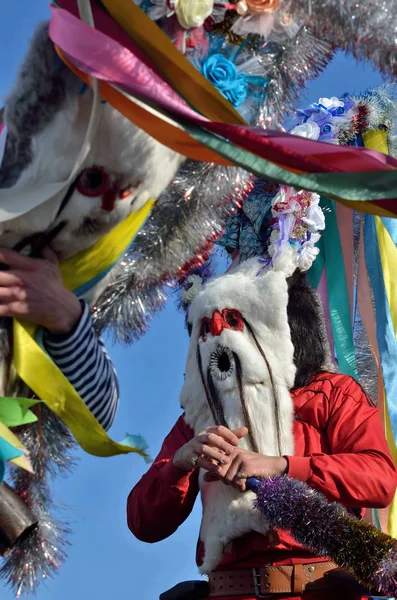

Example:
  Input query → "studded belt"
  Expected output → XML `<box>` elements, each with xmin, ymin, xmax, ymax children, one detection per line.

<box><xmin>208</xmin><ymin>562</ymin><xmax>340</xmax><ymax>597</ymax></box>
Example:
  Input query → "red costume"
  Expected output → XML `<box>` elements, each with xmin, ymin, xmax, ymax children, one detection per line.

<box><xmin>128</xmin><ymin>372</ymin><xmax>397</xmax><ymax>600</ymax></box>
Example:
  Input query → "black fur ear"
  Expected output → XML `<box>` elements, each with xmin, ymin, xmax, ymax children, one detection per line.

<box><xmin>286</xmin><ymin>269</ymin><xmax>333</xmax><ymax>388</ymax></box>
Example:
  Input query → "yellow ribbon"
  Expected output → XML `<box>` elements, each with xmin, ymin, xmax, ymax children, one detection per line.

<box><xmin>12</xmin><ymin>200</ymin><xmax>155</xmax><ymax>457</ymax></box>
<box><xmin>375</xmin><ymin>215</ymin><xmax>397</xmax><ymax>537</ymax></box>
<box><xmin>362</xmin><ymin>128</ymin><xmax>397</xmax><ymax>536</ymax></box>
<box><xmin>362</xmin><ymin>129</ymin><xmax>389</xmax><ymax>155</ymax></box>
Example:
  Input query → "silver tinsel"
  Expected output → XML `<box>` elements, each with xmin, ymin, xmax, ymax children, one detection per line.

<box><xmin>0</xmin><ymin>406</ymin><xmax>75</xmax><ymax>598</ymax></box>
<box><xmin>292</xmin><ymin>0</ymin><xmax>397</xmax><ymax>78</ymax></box>
<box><xmin>259</xmin><ymin>26</ymin><xmax>334</xmax><ymax>128</ymax></box>
<box><xmin>352</xmin><ymin>211</ymin><xmax>379</xmax><ymax>403</ymax></box>
<box><xmin>92</xmin><ymin>162</ymin><xmax>252</xmax><ymax>341</ymax></box>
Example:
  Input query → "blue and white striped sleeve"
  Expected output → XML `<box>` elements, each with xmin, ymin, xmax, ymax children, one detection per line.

<box><xmin>43</xmin><ymin>301</ymin><xmax>119</xmax><ymax>431</ymax></box>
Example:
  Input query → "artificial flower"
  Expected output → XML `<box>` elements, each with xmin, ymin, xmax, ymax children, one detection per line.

<box><xmin>318</xmin><ymin>96</ymin><xmax>345</xmax><ymax>111</ymax></box>
<box><xmin>202</xmin><ymin>54</ymin><xmax>248</xmax><ymax>107</ymax></box>
<box><xmin>237</xmin><ymin>0</ymin><xmax>280</xmax><ymax>15</ymax></box>
<box><xmin>290</xmin><ymin>121</ymin><xmax>321</xmax><ymax>140</ymax></box>
<box><xmin>302</xmin><ymin>195</ymin><xmax>325</xmax><ymax>232</ymax></box>
<box><xmin>174</xmin><ymin>0</ymin><xmax>214</xmax><ymax>29</ymax></box>
<box><xmin>298</xmin><ymin>240</ymin><xmax>319</xmax><ymax>271</ymax></box>
<box><xmin>181</xmin><ymin>274</ymin><xmax>204</xmax><ymax>303</ymax></box>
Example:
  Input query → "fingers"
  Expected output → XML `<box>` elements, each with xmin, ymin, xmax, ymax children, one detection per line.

<box><xmin>0</xmin><ymin>249</ymin><xmax>37</xmax><ymax>271</ymax></box>
<box><xmin>191</xmin><ymin>442</ymin><xmax>230</xmax><ymax>465</ymax></box>
<box><xmin>232</xmin><ymin>427</ymin><xmax>248</xmax><ymax>440</ymax></box>
<box><xmin>0</xmin><ymin>286</ymin><xmax>26</xmax><ymax>301</ymax></box>
<box><xmin>198</xmin><ymin>432</ymin><xmax>236</xmax><ymax>456</ymax></box>
<box><xmin>206</xmin><ymin>426</ymin><xmax>241</xmax><ymax>446</ymax></box>
<box><xmin>224</xmin><ymin>455</ymin><xmax>242</xmax><ymax>485</ymax></box>
<box><xmin>0</xmin><ymin>300</ymin><xmax>26</xmax><ymax>318</ymax></box>
<box><xmin>0</xmin><ymin>270</ymin><xmax>25</xmax><ymax>288</ymax></box>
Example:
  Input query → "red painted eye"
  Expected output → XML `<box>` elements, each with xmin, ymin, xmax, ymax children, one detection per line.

<box><xmin>76</xmin><ymin>167</ymin><xmax>110</xmax><ymax>197</ymax></box>
<box><xmin>222</xmin><ymin>309</ymin><xmax>244</xmax><ymax>331</ymax></box>
<box><xmin>200</xmin><ymin>317</ymin><xmax>210</xmax><ymax>341</ymax></box>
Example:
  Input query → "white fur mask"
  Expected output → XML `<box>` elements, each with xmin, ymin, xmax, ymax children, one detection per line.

<box><xmin>180</xmin><ymin>258</ymin><xmax>296</xmax><ymax>573</ymax></box>
<box><xmin>0</xmin><ymin>24</ymin><xmax>183</xmax><ymax>264</ymax></box>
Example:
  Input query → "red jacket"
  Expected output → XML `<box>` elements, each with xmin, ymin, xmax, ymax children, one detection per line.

<box><xmin>127</xmin><ymin>373</ymin><xmax>397</xmax><ymax>571</ymax></box>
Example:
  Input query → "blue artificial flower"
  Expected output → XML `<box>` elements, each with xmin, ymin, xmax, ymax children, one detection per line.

<box><xmin>202</xmin><ymin>54</ymin><xmax>248</xmax><ymax>108</ymax></box>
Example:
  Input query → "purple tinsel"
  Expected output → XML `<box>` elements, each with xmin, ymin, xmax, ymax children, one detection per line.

<box><xmin>250</xmin><ymin>476</ymin><xmax>397</xmax><ymax>597</ymax></box>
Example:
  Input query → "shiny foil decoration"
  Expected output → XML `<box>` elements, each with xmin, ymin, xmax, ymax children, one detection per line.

<box><xmin>0</xmin><ymin>406</ymin><xmax>75</xmax><ymax>598</ymax></box>
<box><xmin>258</xmin><ymin>26</ymin><xmax>334</xmax><ymax>128</ymax></box>
<box><xmin>92</xmin><ymin>162</ymin><xmax>253</xmax><ymax>342</ymax></box>
<box><xmin>251</xmin><ymin>476</ymin><xmax>397</xmax><ymax>597</ymax></box>
<box><xmin>292</xmin><ymin>0</ymin><xmax>397</xmax><ymax>78</ymax></box>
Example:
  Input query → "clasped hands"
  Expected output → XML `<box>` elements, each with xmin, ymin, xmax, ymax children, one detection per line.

<box><xmin>173</xmin><ymin>425</ymin><xmax>288</xmax><ymax>493</ymax></box>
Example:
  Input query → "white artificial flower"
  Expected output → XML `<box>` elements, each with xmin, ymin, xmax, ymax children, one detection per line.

<box><xmin>310</xmin><ymin>232</ymin><xmax>321</xmax><ymax>244</ymax></box>
<box><xmin>302</xmin><ymin>195</ymin><xmax>325</xmax><ymax>232</ymax></box>
<box><xmin>318</xmin><ymin>97</ymin><xmax>344</xmax><ymax>111</ymax></box>
<box><xmin>298</xmin><ymin>241</ymin><xmax>319</xmax><ymax>271</ymax></box>
<box><xmin>290</xmin><ymin>121</ymin><xmax>320</xmax><ymax>140</ymax></box>
<box><xmin>181</xmin><ymin>274</ymin><xmax>204</xmax><ymax>303</ymax></box>
<box><xmin>174</xmin><ymin>0</ymin><xmax>214</xmax><ymax>28</ymax></box>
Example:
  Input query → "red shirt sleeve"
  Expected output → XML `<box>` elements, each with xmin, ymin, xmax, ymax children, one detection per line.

<box><xmin>287</xmin><ymin>376</ymin><xmax>397</xmax><ymax>508</ymax></box>
<box><xmin>127</xmin><ymin>414</ymin><xmax>199</xmax><ymax>542</ymax></box>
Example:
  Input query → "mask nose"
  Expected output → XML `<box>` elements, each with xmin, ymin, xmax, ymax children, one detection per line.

<box><xmin>210</xmin><ymin>310</ymin><xmax>225</xmax><ymax>337</ymax></box>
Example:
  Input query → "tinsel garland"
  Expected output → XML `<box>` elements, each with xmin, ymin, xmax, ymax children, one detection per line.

<box><xmin>352</xmin><ymin>211</ymin><xmax>379</xmax><ymax>403</ymax></box>
<box><xmin>292</xmin><ymin>0</ymin><xmax>397</xmax><ymax>79</ymax></box>
<box><xmin>249</xmin><ymin>476</ymin><xmax>397</xmax><ymax>597</ymax></box>
<box><xmin>258</xmin><ymin>26</ymin><xmax>334</xmax><ymax>128</ymax></box>
<box><xmin>92</xmin><ymin>162</ymin><xmax>252</xmax><ymax>342</ymax></box>
<box><xmin>0</xmin><ymin>406</ymin><xmax>75</xmax><ymax>598</ymax></box>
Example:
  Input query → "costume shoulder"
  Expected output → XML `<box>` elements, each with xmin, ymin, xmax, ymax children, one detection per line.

<box><xmin>306</xmin><ymin>372</ymin><xmax>375</xmax><ymax>407</ymax></box>
<box><xmin>293</xmin><ymin>372</ymin><xmax>375</xmax><ymax>428</ymax></box>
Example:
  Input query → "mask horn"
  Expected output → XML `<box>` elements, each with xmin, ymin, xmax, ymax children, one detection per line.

<box><xmin>0</xmin><ymin>482</ymin><xmax>38</xmax><ymax>556</ymax></box>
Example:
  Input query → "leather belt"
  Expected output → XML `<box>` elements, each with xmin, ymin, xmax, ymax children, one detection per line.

<box><xmin>208</xmin><ymin>562</ymin><xmax>338</xmax><ymax>597</ymax></box>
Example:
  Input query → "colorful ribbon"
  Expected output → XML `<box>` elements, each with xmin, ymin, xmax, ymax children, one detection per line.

<box><xmin>12</xmin><ymin>200</ymin><xmax>154</xmax><ymax>458</ymax></box>
<box><xmin>48</xmin><ymin>4</ymin><xmax>397</xmax><ymax>217</ymax></box>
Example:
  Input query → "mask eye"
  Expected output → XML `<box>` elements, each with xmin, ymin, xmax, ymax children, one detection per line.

<box><xmin>223</xmin><ymin>309</ymin><xmax>244</xmax><ymax>331</ymax></box>
<box><xmin>77</xmin><ymin>167</ymin><xmax>110</xmax><ymax>197</ymax></box>
<box><xmin>200</xmin><ymin>317</ymin><xmax>210</xmax><ymax>341</ymax></box>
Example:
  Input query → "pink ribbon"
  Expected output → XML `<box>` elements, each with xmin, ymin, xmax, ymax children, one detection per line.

<box><xmin>49</xmin><ymin>7</ymin><xmax>206</xmax><ymax>124</ymax></box>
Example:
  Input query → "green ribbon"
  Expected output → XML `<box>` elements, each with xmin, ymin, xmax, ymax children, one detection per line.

<box><xmin>321</xmin><ymin>198</ymin><xmax>358</xmax><ymax>379</ymax></box>
<box><xmin>185</xmin><ymin>124</ymin><xmax>397</xmax><ymax>203</ymax></box>
<box><xmin>0</xmin><ymin>397</ymin><xmax>40</xmax><ymax>427</ymax></box>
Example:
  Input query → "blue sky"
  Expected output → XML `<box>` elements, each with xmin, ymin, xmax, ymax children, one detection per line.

<box><xmin>0</xmin><ymin>2</ymin><xmax>384</xmax><ymax>599</ymax></box>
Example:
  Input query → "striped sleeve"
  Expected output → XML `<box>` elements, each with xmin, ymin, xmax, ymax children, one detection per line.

<box><xmin>43</xmin><ymin>301</ymin><xmax>119</xmax><ymax>431</ymax></box>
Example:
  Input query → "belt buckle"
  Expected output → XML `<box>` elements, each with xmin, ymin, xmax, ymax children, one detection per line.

<box><xmin>252</xmin><ymin>568</ymin><xmax>268</xmax><ymax>598</ymax></box>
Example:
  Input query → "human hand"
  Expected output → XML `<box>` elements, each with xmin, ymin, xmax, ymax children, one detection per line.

<box><xmin>173</xmin><ymin>425</ymin><xmax>248</xmax><ymax>474</ymax></box>
<box><xmin>0</xmin><ymin>247</ymin><xmax>82</xmax><ymax>334</ymax></box>
<box><xmin>203</xmin><ymin>448</ymin><xmax>288</xmax><ymax>492</ymax></box>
